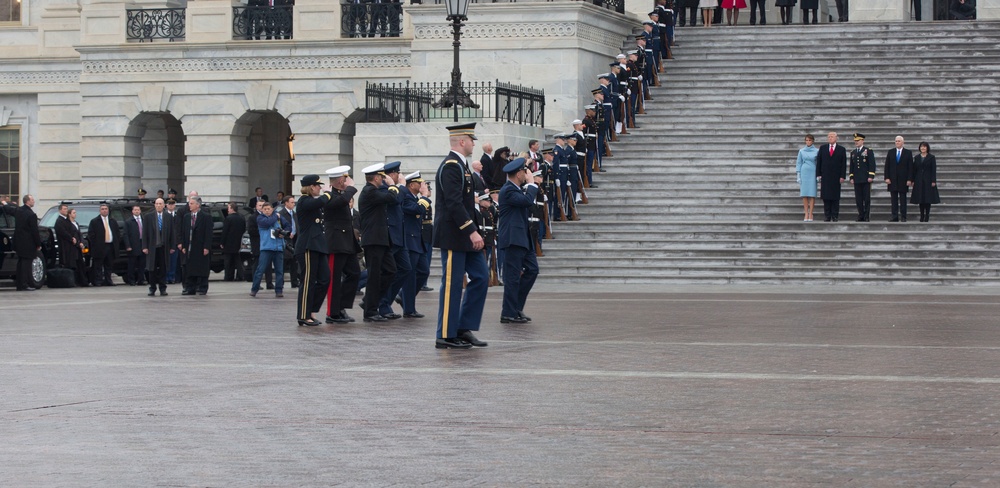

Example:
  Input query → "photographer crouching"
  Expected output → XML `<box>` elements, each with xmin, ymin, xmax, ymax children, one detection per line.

<box><xmin>250</xmin><ymin>201</ymin><xmax>292</xmax><ymax>298</ymax></box>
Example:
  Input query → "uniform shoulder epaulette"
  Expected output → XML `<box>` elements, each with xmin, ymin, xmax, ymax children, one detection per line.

<box><xmin>388</xmin><ymin>186</ymin><xmax>399</xmax><ymax>193</ymax></box>
<box><xmin>418</xmin><ymin>199</ymin><xmax>431</xmax><ymax>208</ymax></box>
<box><xmin>444</xmin><ymin>159</ymin><xmax>460</xmax><ymax>165</ymax></box>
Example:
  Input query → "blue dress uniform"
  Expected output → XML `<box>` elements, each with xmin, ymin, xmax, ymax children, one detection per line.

<box><xmin>418</xmin><ymin>192</ymin><xmax>434</xmax><ymax>291</ymax></box>
<box><xmin>434</xmin><ymin>123</ymin><xmax>489</xmax><ymax>349</ymax></box>
<box><xmin>599</xmin><ymin>75</ymin><xmax>617</xmax><ymax>134</ymax></box>
<box><xmin>552</xmin><ymin>134</ymin><xmax>571</xmax><ymax>215</ymax></box>
<box><xmin>497</xmin><ymin>158</ymin><xmax>540</xmax><ymax>323</ymax></box>
<box><xmin>656</xmin><ymin>4</ymin><xmax>675</xmax><ymax>50</ymax></box>
<box><xmin>540</xmin><ymin>149</ymin><xmax>558</xmax><ymax>222</ymax></box>
<box><xmin>569</xmin><ymin>130</ymin><xmax>586</xmax><ymax>198</ymax></box>
<box><xmin>849</xmin><ymin>133</ymin><xmax>878</xmax><ymax>222</ymax></box>
<box><xmin>399</xmin><ymin>171</ymin><xmax>429</xmax><ymax>316</ymax></box>
<box><xmin>379</xmin><ymin>161</ymin><xmax>414</xmax><ymax>318</ymax></box>
<box><xmin>294</xmin><ymin>174</ymin><xmax>333</xmax><ymax>326</ymax></box>
<box><xmin>644</xmin><ymin>20</ymin><xmax>661</xmax><ymax>73</ymax></box>
<box><xmin>582</xmin><ymin>110</ymin><xmax>599</xmax><ymax>183</ymax></box>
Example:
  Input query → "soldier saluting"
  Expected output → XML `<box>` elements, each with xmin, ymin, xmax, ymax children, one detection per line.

<box><xmin>849</xmin><ymin>132</ymin><xmax>877</xmax><ymax>222</ymax></box>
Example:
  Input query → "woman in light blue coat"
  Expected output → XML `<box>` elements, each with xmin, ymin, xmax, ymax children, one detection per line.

<box><xmin>796</xmin><ymin>134</ymin><xmax>819</xmax><ymax>221</ymax></box>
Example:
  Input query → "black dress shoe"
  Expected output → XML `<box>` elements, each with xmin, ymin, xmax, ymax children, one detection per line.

<box><xmin>403</xmin><ymin>312</ymin><xmax>425</xmax><ymax>318</ymax></box>
<box><xmin>889</xmin><ymin>217</ymin><xmax>899</xmax><ymax>222</ymax></box>
<box><xmin>856</xmin><ymin>217</ymin><xmax>864</xmax><ymax>222</ymax></box>
<box><xmin>394</xmin><ymin>295</ymin><xmax>403</xmax><ymax>306</ymax></box>
<box><xmin>383</xmin><ymin>313</ymin><xmax>402</xmax><ymax>320</ymax></box>
<box><xmin>326</xmin><ymin>314</ymin><xmax>350</xmax><ymax>324</ymax></box>
<box><xmin>901</xmin><ymin>217</ymin><xmax>907</xmax><ymax>222</ymax></box>
<box><xmin>297</xmin><ymin>319</ymin><xmax>322</xmax><ymax>327</ymax></box>
<box><xmin>341</xmin><ymin>310</ymin><xmax>356</xmax><ymax>322</ymax></box>
<box><xmin>435</xmin><ymin>337</ymin><xmax>472</xmax><ymax>349</ymax></box>
<box><xmin>501</xmin><ymin>315</ymin><xmax>528</xmax><ymax>324</ymax></box>
<box><xmin>266</xmin><ymin>284</ymin><xmax>274</xmax><ymax>290</ymax></box>
<box><xmin>458</xmin><ymin>330</ymin><xmax>488</xmax><ymax>347</ymax></box>
<box><xmin>160</xmin><ymin>290</ymin><xmax>168</xmax><ymax>296</ymax></box>
<box><xmin>824</xmin><ymin>218</ymin><xmax>831</xmax><ymax>222</ymax></box>
<box><xmin>420</xmin><ymin>286</ymin><xmax>434</xmax><ymax>292</ymax></box>
<box><xmin>518</xmin><ymin>311</ymin><xmax>532</xmax><ymax>322</ymax></box>
<box><xmin>590</xmin><ymin>184</ymin><xmax>599</xmax><ymax>188</ymax></box>
<box><xmin>181</xmin><ymin>290</ymin><xmax>195</xmax><ymax>296</ymax></box>
<box><xmin>196</xmin><ymin>291</ymin><xmax>207</xmax><ymax>296</ymax></box>
<box><xmin>148</xmin><ymin>291</ymin><xmax>156</xmax><ymax>296</ymax></box>
<box><xmin>364</xmin><ymin>315</ymin><xmax>388</xmax><ymax>323</ymax></box>
<box><xmin>832</xmin><ymin>218</ymin><xmax>839</xmax><ymax>222</ymax></box>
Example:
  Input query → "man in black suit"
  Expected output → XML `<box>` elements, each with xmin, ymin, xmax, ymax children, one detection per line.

<box><xmin>816</xmin><ymin>132</ymin><xmax>848</xmax><ymax>222</ymax></box>
<box><xmin>479</xmin><ymin>143</ymin><xmax>495</xmax><ymax>190</ymax></box>
<box><xmin>884</xmin><ymin>136</ymin><xmax>914</xmax><ymax>222</ymax></box>
<box><xmin>276</xmin><ymin>195</ymin><xmax>299</xmax><ymax>287</ymax></box>
<box><xmin>849</xmin><ymin>133</ymin><xmax>877</xmax><ymax>222</ymax></box>
<box><xmin>87</xmin><ymin>203</ymin><xmax>120</xmax><ymax>286</ymax></box>
<box><xmin>142</xmin><ymin>197</ymin><xmax>175</xmax><ymax>296</ymax></box>
<box><xmin>178</xmin><ymin>197</ymin><xmax>213</xmax><ymax>295</ymax></box>
<box><xmin>358</xmin><ymin>163</ymin><xmax>398</xmax><ymax>322</ymax></box>
<box><xmin>323</xmin><ymin>166</ymin><xmax>361</xmax><ymax>324</ymax></box>
<box><xmin>13</xmin><ymin>194</ymin><xmax>42</xmax><ymax>291</ymax></box>
<box><xmin>247</xmin><ymin>187</ymin><xmax>268</xmax><ymax>211</ymax></box>
<box><xmin>221</xmin><ymin>202</ymin><xmax>246</xmax><ymax>281</ymax></box>
<box><xmin>122</xmin><ymin>205</ymin><xmax>145</xmax><ymax>286</ymax></box>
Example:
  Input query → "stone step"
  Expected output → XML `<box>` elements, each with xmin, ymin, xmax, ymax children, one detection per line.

<box><xmin>535</xmin><ymin>271</ymin><xmax>1000</xmax><ymax>286</ymax></box>
<box><xmin>537</xmin><ymin>255</ymin><xmax>1000</xmax><ymax>269</ymax></box>
<box><xmin>538</xmin><ymin>263</ymin><xmax>1000</xmax><ymax>279</ymax></box>
<box><xmin>541</xmin><ymin>239</ymin><xmax>1000</xmax><ymax>251</ymax></box>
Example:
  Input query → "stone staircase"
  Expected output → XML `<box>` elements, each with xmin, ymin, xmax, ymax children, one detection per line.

<box><xmin>540</xmin><ymin>21</ymin><xmax>1000</xmax><ymax>285</ymax></box>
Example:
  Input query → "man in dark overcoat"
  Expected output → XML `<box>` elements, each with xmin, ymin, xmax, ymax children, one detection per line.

<box><xmin>816</xmin><ymin>131</ymin><xmax>847</xmax><ymax>222</ymax></box>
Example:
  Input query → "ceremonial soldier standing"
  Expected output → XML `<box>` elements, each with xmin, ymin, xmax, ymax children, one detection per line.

<box><xmin>599</xmin><ymin>74</ymin><xmax>618</xmax><ymax>136</ymax></box>
<box><xmin>540</xmin><ymin>148</ymin><xmax>558</xmax><ymax>224</ymax></box>
<box><xmin>294</xmin><ymin>174</ymin><xmax>333</xmax><ymax>326</ymax></box>
<box><xmin>552</xmin><ymin>134</ymin><xmax>572</xmax><ymax>217</ymax></box>
<box><xmin>434</xmin><ymin>123</ymin><xmax>489</xmax><ymax>349</ymax></box>
<box><xmin>417</xmin><ymin>183</ymin><xmax>434</xmax><ymax>292</ymax></box>
<box><xmin>566</xmin><ymin>133</ymin><xmax>583</xmax><ymax>205</ymax></box>
<box><xmin>572</xmin><ymin>119</ymin><xmax>594</xmax><ymax>188</ymax></box>
<box><xmin>497</xmin><ymin>158</ymin><xmax>543</xmax><ymax>324</ymax></box>
<box><xmin>323</xmin><ymin>165</ymin><xmax>361</xmax><ymax>324</ymax></box>
<box><xmin>582</xmin><ymin>107</ymin><xmax>600</xmax><ymax>183</ymax></box>
<box><xmin>849</xmin><ymin>132</ymin><xmax>877</xmax><ymax>222</ymax></box>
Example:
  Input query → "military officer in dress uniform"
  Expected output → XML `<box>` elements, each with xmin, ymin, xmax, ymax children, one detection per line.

<box><xmin>582</xmin><ymin>107</ymin><xmax>600</xmax><ymax>182</ymax></box>
<box><xmin>378</xmin><ymin>161</ymin><xmax>413</xmax><ymax>320</ymax></box>
<box><xmin>598</xmin><ymin>74</ymin><xmax>619</xmax><ymax>136</ymax></box>
<box><xmin>540</xmin><ymin>148</ymin><xmax>558</xmax><ymax>224</ymax></box>
<box><xmin>434</xmin><ymin>123</ymin><xmax>489</xmax><ymax>349</ymax></box>
<box><xmin>323</xmin><ymin>165</ymin><xmax>362</xmax><ymax>324</ymax></box>
<box><xmin>418</xmin><ymin>182</ymin><xmax>434</xmax><ymax>292</ymax></box>
<box><xmin>498</xmin><ymin>158</ymin><xmax>543</xmax><ymax>324</ymax></box>
<box><xmin>552</xmin><ymin>134</ymin><xmax>572</xmax><ymax>217</ymax></box>
<box><xmin>294</xmin><ymin>174</ymin><xmax>333</xmax><ymax>326</ymax></box>
<box><xmin>398</xmin><ymin>170</ymin><xmax>430</xmax><ymax>318</ymax></box>
<box><xmin>572</xmin><ymin>119</ymin><xmax>594</xmax><ymax>189</ymax></box>
<box><xmin>359</xmin><ymin>163</ymin><xmax>398</xmax><ymax>322</ymax></box>
<box><xmin>849</xmin><ymin>133</ymin><xmax>877</xmax><ymax>222</ymax></box>
<box><xmin>643</xmin><ymin>20</ymin><xmax>661</xmax><ymax>73</ymax></box>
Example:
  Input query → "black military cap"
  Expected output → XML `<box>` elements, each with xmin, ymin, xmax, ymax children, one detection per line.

<box><xmin>446</xmin><ymin>122</ymin><xmax>477</xmax><ymax>140</ymax></box>
<box><xmin>167</xmin><ymin>188</ymin><xmax>177</xmax><ymax>195</ymax></box>
<box><xmin>300</xmin><ymin>174</ymin><xmax>322</xmax><ymax>186</ymax></box>
<box><xmin>648</xmin><ymin>11</ymin><xmax>659</xmax><ymax>16</ymax></box>
<box><xmin>853</xmin><ymin>133</ymin><xmax>865</xmax><ymax>141</ymax></box>
<box><xmin>541</xmin><ymin>148</ymin><xmax>553</xmax><ymax>155</ymax></box>
<box><xmin>591</xmin><ymin>88</ymin><xmax>602</xmax><ymax>95</ymax></box>
<box><xmin>137</xmin><ymin>188</ymin><xmax>147</xmax><ymax>195</ymax></box>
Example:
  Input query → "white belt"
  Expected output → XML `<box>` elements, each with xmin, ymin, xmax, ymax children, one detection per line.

<box><xmin>576</xmin><ymin>152</ymin><xmax>586</xmax><ymax>157</ymax></box>
<box><xmin>528</xmin><ymin>218</ymin><xmax>540</xmax><ymax>222</ymax></box>
<box><xmin>483</xmin><ymin>226</ymin><xmax>494</xmax><ymax>231</ymax></box>
<box><xmin>586</xmin><ymin>134</ymin><xmax>597</xmax><ymax>138</ymax></box>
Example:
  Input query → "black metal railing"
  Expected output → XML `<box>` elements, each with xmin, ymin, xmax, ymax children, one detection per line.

<box><xmin>411</xmin><ymin>0</ymin><xmax>624</xmax><ymax>15</ymax></box>
<box><xmin>126</xmin><ymin>8</ymin><xmax>186</xmax><ymax>42</ymax></box>
<box><xmin>342</xmin><ymin>1</ymin><xmax>404</xmax><ymax>38</ymax></box>
<box><xmin>366</xmin><ymin>81</ymin><xmax>545</xmax><ymax>127</ymax></box>
<box><xmin>232</xmin><ymin>6</ymin><xmax>294</xmax><ymax>40</ymax></box>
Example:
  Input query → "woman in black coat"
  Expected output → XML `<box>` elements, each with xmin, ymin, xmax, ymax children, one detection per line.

<box><xmin>909</xmin><ymin>141</ymin><xmax>941</xmax><ymax>222</ymax></box>
<box><xmin>800</xmin><ymin>0</ymin><xmax>818</xmax><ymax>24</ymax></box>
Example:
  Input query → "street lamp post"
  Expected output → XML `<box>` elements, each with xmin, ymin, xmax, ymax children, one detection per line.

<box><xmin>432</xmin><ymin>0</ymin><xmax>480</xmax><ymax>121</ymax></box>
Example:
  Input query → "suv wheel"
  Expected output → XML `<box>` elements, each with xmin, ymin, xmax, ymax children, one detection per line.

<box><xmin>31</xmin><ymin>251</ymin><xmax>47</xmax><ymax>288</ymax></box>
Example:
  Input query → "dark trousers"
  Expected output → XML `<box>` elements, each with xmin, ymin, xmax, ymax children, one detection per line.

<box><xmin>835</xmin><ymin>0</ymin><xmax>848</xmax><ymax>20</ymax></box>
<box><xmin>416</xmin><ymin>242</ymin><xmax>432</xmax><ymax>291</ymax></box>
<box><xmin>890</xmin><ymin>190</ymin><xmax>908</xmax><ymax>219</ymax></box>
<box><xmin>223</xmin><ymin>251</ymin><xmax>244</xmax><ymax>281</ymax></box>
<box><xmin>326</xmin><ymin>252</ymin><xmax>361</xmax><ymax>317</ymax></box>
<box><xmin>500</xmin><ymin>245</ymin><xmax>539</xmax><ymax>318</ymax></box>
<box><xmin>912</xmin><ymin>0</ymin><xmax>921</xmax><ymax>20</ymax></box>
<box><xmin>749</xmin><ymin>0</ymin><xmax>767</xmax><ymax>24</ymax></box>
<box><xmin>436</xmin><ymin>249</ymin><xmax>488</xmax><ymax>339</ymax></box>
<box><xmin>184</xmin><ymin>274</ymin><xmax>209</xmax><ymax>294</ymax></box>
<box><xmin>854</xmin><ymin>183</ymin><xmax>872</xmax><ymax>220</ymax></box>
<box><xmin>295</xmin><ymin>250</ymin><xmax>330</xmax><ymax>321</ymax></box>
<box><xmin>284</xmin><ymin>243</ymin><xmax>298</xmax><ymax>286</ymax></box>
<box><xmin>802</xmin><ymin>8</ymin><xmax>818</xmax><ymax>23</ymax></box>
<box><xmin>148</xmin><ymin>247</ymin><xmax>168</xmax><ymax>292</ymax></box>
<box><xmin>362</xmin><ymin>245</ymin><xmax>395</xmax><ymax>317</ymax></box>
<box><xmin>409</xmin><ymin>249</ymin><xmax>428</xmax><ymax>297</ymax></box>
<box><xmin>90</xmin><ymin>246</ymin><xmax>114</xmax><ymax>285</ymax></box>
<box><xmin>919</xmin><ymin>203</ymin><xmax>932</xmax><ymax>221</ymax></box>
<box><xmin>16</xmin><ymin>256</ymin><xmax>34</xmax><ymax>289</ymax></box>
<box><xmin>380</xmin><ymin>244</ymin><xmax>413</xmax><ymax>315</ymax></box>
<box><xmin>126</xmin><ymin>253</ymin><xmax>144</xmax><ymax>284</ymax></box>
<box><xmin>823</xmin><ymin>199</ymin><xmax>840</xmax><ymax>220</ymax></box>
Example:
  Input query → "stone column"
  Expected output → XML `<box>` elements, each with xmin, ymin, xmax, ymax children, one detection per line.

<box><xmin>182</xmin><ymin>115</ymin><xmax>246</xmax><ymax>202</ymax></box>
<box><xmin>850</xmin><ymin>0</ymin><xmax>911</xmax><ymax>22</ymax></box>
<box><xmin>292</xmin><ymin>0</ymin><xmax>342</xmax><ymax>41</ymax></box>
<box><xmin>979</xmin><ymin>0</ymin><xmax>1000</xmax><ymax>20</ymax></box>
<box><xmin>79</xmin><ymin>0</ymin><xmax>127</xmax><ymax>45</ymax></box>
<box><xmin>36</xmin><ymin>91</ymin><xmax>82</xmax><ymax>201</ymax></box>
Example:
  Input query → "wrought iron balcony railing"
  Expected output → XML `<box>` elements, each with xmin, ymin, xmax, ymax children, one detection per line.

<box><xmin>366</xmin><ymin>81</ymin><xmax>545</xmax><ymax>127</ymax></box>
<box><xmin>342</xmin><ymin>1</ymin><xmax>404</xmax><ymax>38</ymax></box>
<box><xmin>411</xmin><ymin>0</ymin><xmax>625</xmax><ymax>15</ymax></box>
<box><xmin>126</xmin><ymin>8</ymin><xmax>186</xmax><ymax>42</ymax></box>
<box><xmin>233</xmin><ymin>6</ymin><xmax>294</xmax><ymax>41</ymax></box>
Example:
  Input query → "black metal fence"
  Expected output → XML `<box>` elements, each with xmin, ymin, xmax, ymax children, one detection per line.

<box><xmin>342</xmin><ymin>2</ymin><xmax>404</xmax><ymax>38</ymax></box>
<box><xmin>366</xmin><ymin>81</ymin><xmax>545</xmax><ymax>127</ymax></box>
<box><xmin>411</xmin><ymin>0</ymin><xmax>625</xmax><ymax>15</ymax></box>
<box><xmin>232</xmin><ymin>6</ymin><xmax>294</xmax><ymax>40</ymax></box>
<box><xmin>126</xmin><ymin>8</ymin><xmax>186</xmax><ymax>42</ymax></box>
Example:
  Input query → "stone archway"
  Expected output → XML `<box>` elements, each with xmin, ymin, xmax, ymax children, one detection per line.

<box><xmin>124</xmin><ymin>112</ymin><xmax>186</xmax><ymax>197</ymax></box>
<box><xmin>235</xmin><ymin>110</ymin><xmax>293</xmax><ymax>203</ymax></box>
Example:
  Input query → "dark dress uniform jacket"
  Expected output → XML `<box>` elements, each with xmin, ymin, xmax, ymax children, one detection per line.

<box><xmin>87</xmin><ymin>215</ymin><xmax>120</xmax><ymax>261</ymax></box>
<box><xmin>142</xmin><ymin>211</ymin><xmax>175</xmax><ymax>271</ymax></box>
<box><xmin>849</xmin><ymin>146</ymin><xmax>877</xmax><ymax>182</ymax></box>
<box><xmin>433</xmin><ymin>151</ymin><xmax>479</xmax><ymax>252</ymax></box>
<box><xmin>910</xmin><ymin>154</ymin><xmax>942</xmax><ymax>204</ymax></box>
<box><xmin>816</xmin><ymin>143</ymin><xmax>848</xmax><ymax>200</ymax></box>
<box><xmin>400</xmin><ymin>190</ymin><xmax>428</xmax><ymax>252</ymax></box>
<box><xmin>324</xmin><ymin>186</ymin><xmax>361</xmax><ymax>254</ymax></box>
<box><xmin>497</xmin><ymin>181</ymin><xmax>539</xmax><ymax>251</ymax></box>
<box><xmin>293</xmin><ymin>192</ymin><xmax>332</xmax><ymax>255</ymax></box>
<box><xmin>179</xmin><ymin>210</ymin><xmax>212</xmax><ymax>276</ymax></box>
<box><xmin>884</xmin><ymin>148</ymin><xmax>913</xmax><ymax>193</ymax></box>
<box><xmin>386</xmin><ymin>185</ymin><xmax>405</xmax><ymax>247</ymax></box>
<box><xmin>221</xmin><ymin>212</ymin><xmax>246</xmax><ymax>253</ymax></box>
<box><xmin>14</xmin><ymin>205</ymin><xmax>41</xmax><ymax>259</ymax></box>
<box><xmin>359</xmin><ymin>182</ymin><xmax>397</xmax><ymax>247</ymax></box>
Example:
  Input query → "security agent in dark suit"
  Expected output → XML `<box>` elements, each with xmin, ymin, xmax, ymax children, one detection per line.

<box><xmin>884</xmin><ymin>136</ymin><xmax>914</xmax><ymax>222</ymax></box>
<box><xmin>498</xmin><ymin>159</ymin><xmax>542</xmax><ymax>324</ymax></box>
<box><xmin>816</xmin><ymin>132</ymin><xmax>848</xmax><ymax>222</ymax></box>
<box><xmin>358</xmin><ymin>163</ymin><xmax>399</xmax><ymax>322</ymax></box>
<box><xmin>13</xmin><ymin>194</ymin><xmax>42</xmax><ymax>290</ymax></box>
<box><xmin>122</xmin><ymin>205</ymin><xmax>146</xmax><ymax>286</ymax></box>
<box><xmin>178</xmin><ymin>197</ymin><xmax>213</xmax><ymax>295</ymax></box>
<box><xmin>247</xmin><ymin>187</ymin><xmax>268</xmax><ymax>210</ymax></box>
<box><xmin>849</xmin><ymin>132</ymin><xmax>877</xmax><ymax>222</ymax></box>
<box><xmin>87</xmin><ymin>203</ymin><xmax>120</xmax><ymax>286</ymax></box>
<box><xmin>433</xmin><ymin>123</ymin><xmax>489</xmax><ymax>349</ymax></box>
<box><xmin>294</xmin><ymin>174</ymin><xmax>333</xmax><ymax>326</ymax></box>
<box><xmin>221</xmin><ymin>202</ymin><xmax>246</xmax><ymax>281</ymax></box>
<box><xmin>378</xmin><ymin>161</ymin><xmax>413</xmax><ymax>320</ymax></box>
<box><xmin>399</xmin><ymin>171</ymin><xmax>431</xmax><ymax>317</ymax></box>
<box><xmin>142</xmin><ymin>197</ymin><xmax>176</xmax><ymax>296</ymax></box>
<box><xmin>323</xmin><ymin>166</ymin><xmax>361</xmax><ymax>324</ymax></box>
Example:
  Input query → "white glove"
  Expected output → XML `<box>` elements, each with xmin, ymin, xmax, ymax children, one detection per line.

<box><xmin>555</xmin><ymin>179</ymin><xmax>561</xmax><ymax>187</ymax></box>
<box><xmin>638</xmin><ymin>75</ymin><xmax>643</xmax><ymax>81</ymax></box>
<box><xmin>543</xmin><ymin>195</ymin><xmax>549</xmax><ymax>202</ymax></box>
<box><xmin>627</xmin><ymin>89</ymin><xmax>631</xmax><ymax>96</ymax></box>
<box><xmin>619</xmin><ymin>95</ymin><xmax>625</xmax><ymax>102</ymax></box>
<box><xmin>796</xmin><ymin>174</ymin><xmax>801</xmax><ymax>184</ymax></box>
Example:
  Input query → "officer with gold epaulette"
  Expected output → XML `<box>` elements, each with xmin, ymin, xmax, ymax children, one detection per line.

<box><xmin>849</xmin><ymin>132</ymin><xmax>877</xmax><ymax>222</ymax></box>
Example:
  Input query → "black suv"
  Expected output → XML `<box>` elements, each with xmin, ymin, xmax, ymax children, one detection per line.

<box><xmin>0</xmin><ymin>202</ymin><xmax>55</xmax><ymax>287</ymax></box>
<box><xmin>38</xmin><ymin>199</ymin><xmax>251</xmax><ymax>279</ymax></box>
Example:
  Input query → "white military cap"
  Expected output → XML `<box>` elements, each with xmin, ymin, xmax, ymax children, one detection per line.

<box><xmin>325</xmin><ymin>165</ymin><xmax>351</xmax><ymax>177</ymax></box>
<box><xmin>362</xmin><ymin>163</ymin><xmax>385</xmax><ymax>175</ymax></box>
<box><xmin>571</xmin><ymin>119</ymin><xmax>583</xmax><ymax>125</ymax></box>
<box><xmin>404</xmin><ymin>171</ymin><xmax>422</xmax><ymax>183</ymax></box>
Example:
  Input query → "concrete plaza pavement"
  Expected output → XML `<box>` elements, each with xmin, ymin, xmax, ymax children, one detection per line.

<box><xmin>2</xmin><ymin>280</ymin><xmax>1000</xmax><ymax>486</ymax></box>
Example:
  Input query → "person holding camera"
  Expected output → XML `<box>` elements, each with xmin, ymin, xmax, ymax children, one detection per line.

<box><xmin>250</xmin><ymin>201</ymin><xmax>291</xmax><ymax>298</ymax></box>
